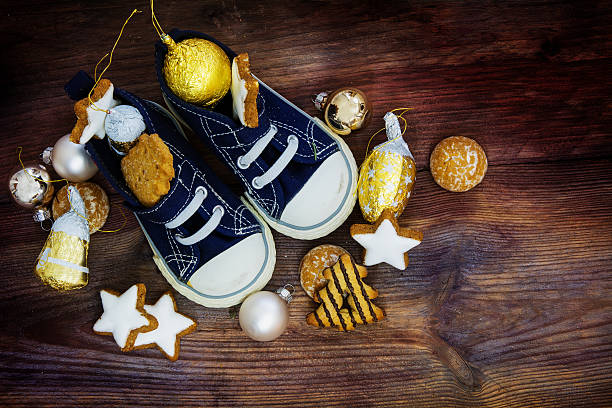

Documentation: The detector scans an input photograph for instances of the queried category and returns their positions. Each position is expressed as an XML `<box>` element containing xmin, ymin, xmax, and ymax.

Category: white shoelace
<box><xmin>236</xmin><ymin>125</ymin><xmax>299</xmax><ymax>189</ymax></box>
<box><xmin>165</xmin><ymin>186</ymin><xmax>224</xmax><ymax>246</ymax></box>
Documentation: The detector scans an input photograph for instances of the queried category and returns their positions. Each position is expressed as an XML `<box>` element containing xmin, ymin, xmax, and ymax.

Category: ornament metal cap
<box><xmin>312</xmin><ymin>91</ymin><xmax>329</xmax><ymax>111</ymax></box>
<box><xmin>33</xmin><ymin>207</ymin><xmax>51</xmax><ymax>223</ymax></box>
<box><xmin>41</xmin><ymin>147</ymin><xmax>53</xmax><ymax>165</ymax></box>
<box><xmin>276</xmin><ymin>284</ymin><xmax>294</xmax><ymax>303</ymax></box>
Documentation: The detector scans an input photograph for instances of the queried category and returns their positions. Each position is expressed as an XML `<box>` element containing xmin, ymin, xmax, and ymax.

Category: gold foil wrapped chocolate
<box><xmin>313</xmin><ymin>88</ymin><xmax>371</xmax><ymax>136</ymax></box>
<box><xmin>35</xmin><ymin>186</ymin><xmax>89</xmax><ymax>290</ymax></box>
<box><xmin>162</xmin><ymin>35</ymin><xmax>231</xmax><ymax>107</ymax></box>
<box><xmin>358</xmin><ymin>112</ymin><xmax>416</xmax><ymax>223</ymax></box>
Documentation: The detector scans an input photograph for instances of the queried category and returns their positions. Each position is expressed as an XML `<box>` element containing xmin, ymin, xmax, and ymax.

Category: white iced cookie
<box><xmin>231</xmin><ymin>53</ymin><xmax>259</xmax><ymax>128</ymax></box>
<box><xmin>133</xmin><ymin>292</ymin><xmax>196</xmax><ymax>361</ymax></box>
<box><xmin>71</xmin><ymin>79</ymin><xmax>120</xmax><ymax>144</ymax></box>
<box><xmin>93</xmin><ymin>284</ymin><xmax>158</xmax><ymax>351</ymax></box>
<box><xmin>350</xmin><ymin>209</ymin><xmax>423</xmax><ymax>270</ymax></box>
<box><xmin>105</xmin><ymin>105</ymin><xmax>146</xmax><ymax>155</ymax></box>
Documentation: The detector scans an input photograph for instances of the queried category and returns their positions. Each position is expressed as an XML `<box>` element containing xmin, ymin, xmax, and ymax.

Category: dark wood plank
<box><xmin>0</xmin><ymin>0</ymin><xmax>610</xmax><ymax>407</ymax></box>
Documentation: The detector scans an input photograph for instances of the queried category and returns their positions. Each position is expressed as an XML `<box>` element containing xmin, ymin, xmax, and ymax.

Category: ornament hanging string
<box><xmin>16</xmin><ymin>147</ymin><xmax>127</xmax><ymax>233</ymax></box>
<box><xmin>363</xmin><ymin>107</ymin><xmax>413</xmax><ymax>162</ymax></box>
<box><xmin>150</xmin><ymin>0</ymin><xmax>167</xmax><ymax>39</ymax></box>
<box><xmin>17</xmin><ymin>147</ymin><xmax>67</xmax><ymax>183</ymax></box>
<box><xmin>150</xmin><ymin>0</ymin><xmax>175</xmax><ymax>48</ymax></box>
<box><xmin>88</xmin><ymin>8</ymin><xmax>142</xmax><ymax>113</ymax></box>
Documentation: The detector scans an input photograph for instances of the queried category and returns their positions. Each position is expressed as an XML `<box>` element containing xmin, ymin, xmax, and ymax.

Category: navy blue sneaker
<box><xmin>65</xmin><ymin>71</ymin><xmax>276</xmax><ymax>308</ymax></box>
<box><xmin>155</xmin><ymin>29</ymin><xmax>358</xmax><ymax>240</ymax></box>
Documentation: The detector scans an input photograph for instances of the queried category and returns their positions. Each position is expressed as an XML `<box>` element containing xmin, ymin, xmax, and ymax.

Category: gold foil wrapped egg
<box><xmin>358</xmin><ymin>112</ymin><xmax>416</xmax><ymax>223</ymax></box>
<box><xmin>162</xmin><ymin>36</ymin><xmax>231</xmax><ymax>107</ymax></box>
<box><xmin>313</xmin><ymin>88</ymin><xmax>371</xmax><ymax>135</ymax></box>
<box><xmin>35</xmin><ymin>186</ymin><xmax>90</xmax><ymax>290</ymax></box>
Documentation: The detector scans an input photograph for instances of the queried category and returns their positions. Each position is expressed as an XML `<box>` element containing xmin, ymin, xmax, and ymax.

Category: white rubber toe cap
<box><xmin>187</xmin><ymin>233</ymin><xmax>267</xmax><ymax>297</ymax></box>
<box><xmin>280</xmin><ymin>151</ymin><xmax>349</xmax><ymax>227</ymax></box>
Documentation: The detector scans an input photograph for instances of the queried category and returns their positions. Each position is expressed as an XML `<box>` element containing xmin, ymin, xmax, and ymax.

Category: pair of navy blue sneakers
<box><xmin>68</xmin><ymin>29</ymin><xmax>357</xmax><ymax>307</ymax></box>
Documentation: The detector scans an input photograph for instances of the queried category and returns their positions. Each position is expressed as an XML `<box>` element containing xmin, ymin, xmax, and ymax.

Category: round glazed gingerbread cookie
<box><xmin>52</xmin><ymin>182</ymin><xmax>110</xmax><ymax>233</ymax></box>
<box><xmin>300</xmin><ymin>245</ymin><xmax>349</xmax><ymax>299</ymax></box>
<box><xmin>430</xmin><ymin>136</ymin><xmax>487</xmax><ymax>192</ymax></box>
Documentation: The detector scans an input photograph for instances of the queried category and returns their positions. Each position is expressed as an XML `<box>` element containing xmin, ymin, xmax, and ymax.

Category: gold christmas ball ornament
<box><xmin>162</xmin><ymin>35</ymin><xmax>231</xmax><ymax>107</ymax></box>
<box><xmin>313</xmin><ymin>87</ymin><xmax>371</xmax><ymax>135</ymax></box>
<box><xmin>358</xmin><ymin>112</ymin><xmax>416</xmax><ymax>223</ymax></box>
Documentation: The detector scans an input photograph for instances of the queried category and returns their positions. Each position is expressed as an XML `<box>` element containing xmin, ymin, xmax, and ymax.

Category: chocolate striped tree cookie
<box><xmin>306</xmin><ymin>254</ymin><xmax>384</xmax><ymax>331</ymax></box>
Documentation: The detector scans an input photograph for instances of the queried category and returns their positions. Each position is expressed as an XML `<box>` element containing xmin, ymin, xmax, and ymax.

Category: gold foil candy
<box><xmin>34</xmin><ymin>186</ymin><xmax>90</xmax><ymax>290</ymax></box>
<box><xmin>35</xmin><ymin>231</ymin><xmax>89</xmax><ymax>290</ymax></box>
<box><xmin>162</xmin><ymin>36</ymin><xmax>231</xmax><ymax>107</ymax></box>
<box><xmin>358</xmin><ymin>112</ymin><xmax>416</xmax><ymax>223</ymax></box>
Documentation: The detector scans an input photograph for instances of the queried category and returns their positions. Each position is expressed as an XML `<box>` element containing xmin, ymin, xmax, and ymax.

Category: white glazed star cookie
<box><xmin>231</xmin><ymin>52</ymin><xmax>259</xmax><ymax>128</ymax></box>
<box><xmin>71</xmin><ymin>79</ymin><xmax>120</xmax><ymax>144</ymax></box>
<box><xmin>133</xmin><ymin>292</ymin><xmax>197</xmax><ymax>361</ymax></box>
<box><xmin>350</xmin><ymin>209</ymin><xmax>422</xmax><ymax>270</ymax></box>
<box><xmin>93</xmin><ymin>283</ymin><xmax>158</xmax><ymax>351</ymax></box>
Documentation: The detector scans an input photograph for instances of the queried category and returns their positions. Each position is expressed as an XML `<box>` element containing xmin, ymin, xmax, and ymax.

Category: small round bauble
<box><xmin>52</xmin><ymin>182</ymin><xmax>109</xmax><ymax>233</ymax></box>
<box><xmin>105</xmin><ymin>105</ymin><xmax>146</xmax><ymax>155</ymax></box>
<box><xmin>430</xmin><ymin>136</ymin><xmax>487</xmax><ymax>192</ymax></box>
<box><xmin>48</xmin><ymin>134</ymin><xmax>98</xmax><ymax>182</ymax></box>
<box><xmin>163</xmin><ymin>36</ymin><xmax>231</xmax><ymax>107</ymax></box>
<box><xmin>8</xmin><ymin>162</ymin><xmax>54</xmax><ymax>210</ymax></box>
<box><xmin>314</xmin><ymin>88</ymin><xmax>371</xmax><ymax>136</ymax></box>
<box><xmin>239</xmin><ymin>291</ymin><xmax>289</xmax><ymax>342</ymax></box>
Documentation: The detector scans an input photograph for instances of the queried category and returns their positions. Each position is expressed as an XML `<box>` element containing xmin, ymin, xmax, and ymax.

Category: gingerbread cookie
<box><xmin>132</xmin><ymin>292</ymin><xmax>197</xmax><ymax>361</ymax></box>
<box><xmin>231</xmin><ymin>52</ymin><xmax>259</xmax><ymax>128</ymax></box>
<box><xmin>430</xmin><ymin>136</ymin><xmax>487</xmax><ymax>192</ymax></box>
<box><xmin>306</xmin><ymin>254</ymin><xmax>384</xmax><ymax>331</ymax></box>
<box><xmin>300</xmin><ymin>245</ymin><xmax>348</xmax><ymax>299</ymax></box>
<box><xmin>93</xmin><ymin>284</ymin><xmax>158</xmax><ymax>352</ymax></box>
<box><xmin>350</xmin><ymin>209</ymin><xmax>422</xmax><ymax>270</ymax></box>
<box><xmin>71</xmin><ymin>79</ymin><xmax>119</xmax><ymax>144</ymax></box>
<box><xmin>121</xmin><ymin>133</ymin><xmax>175</xmax><ymax>207</ymax></box>
<box><xmin>52</xmin><ymin>182</ymin><xmax>109</xmax><ymax>233</ymax></box>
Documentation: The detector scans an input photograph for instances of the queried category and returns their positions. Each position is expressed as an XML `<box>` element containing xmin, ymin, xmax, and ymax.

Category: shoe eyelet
<box><xmin>213</xmin><ymin>204</ymin><xmax>225</xmax><ymax>217</ymax></box>
<box><xmin>195</xmin><ymin>185</ymin><xmax>208</xmax><ymax>198</ymax></box>
<box><xmin>287</xmin><ymin>134</ymin><xmax>298</xmax><ymax>144</ymax></box>
<box><xmin>174</xmin><ymin>233</ymin><xmax>183</xmax><ymax>241</ymax></box>
<box><xmin>252</xmin><ymin>177</ymin><xmax>263</xmax><ymax>190</ymax></box>
<box><xmin>237</xmin><ymin>156</ymin><xmax>249</xmax><ymax>170</ymax></box>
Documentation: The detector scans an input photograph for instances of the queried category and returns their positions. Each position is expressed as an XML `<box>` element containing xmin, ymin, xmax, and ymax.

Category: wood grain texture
<box><xmin>1</xmin><ymin>0</ymin><xmax>611</xmax><ymax>406</ymax></box>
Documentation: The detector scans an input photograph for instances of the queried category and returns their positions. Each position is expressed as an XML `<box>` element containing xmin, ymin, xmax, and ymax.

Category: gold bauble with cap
<box><xmin>313</xmin><ymin>87</ymin><xmax>371</xmax><ymax>136</ymax></box>
<box><xmin>162</xmin><ymin>35</ymin><xmax>231</xmax><ymax>107</ymax></box>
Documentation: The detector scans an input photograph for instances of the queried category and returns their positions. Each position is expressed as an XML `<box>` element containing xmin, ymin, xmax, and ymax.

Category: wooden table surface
<box><xmin>1</xmin><ymin>1</ymin><xmax>610</xmax><ymax>406</ymax></box>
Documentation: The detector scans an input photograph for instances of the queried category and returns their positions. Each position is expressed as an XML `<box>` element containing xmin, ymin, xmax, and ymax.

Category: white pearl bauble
<box><xmin>51</xmin><ymin>134</ymin><xmax>98</xmax><ymax>182</ymax></box>
<box><xmin>239</xmin><ymin>291</ymin><xmax>289</xmax><ymax>342</ymax></box>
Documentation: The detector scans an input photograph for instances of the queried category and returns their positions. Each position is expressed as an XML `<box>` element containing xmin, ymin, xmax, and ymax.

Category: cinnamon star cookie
<box><xmin>93</xmin><ymin>284</ymin><xmax>158</xmax><ymax>351</ymax></box>
<box><xmin>350</xmin><ymin>209</ymin><xmax>422</xmax><ymax>270</ymax></box>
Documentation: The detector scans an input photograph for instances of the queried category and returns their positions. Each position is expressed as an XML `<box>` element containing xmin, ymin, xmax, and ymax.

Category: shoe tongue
<box><xmin>207</xmin><ymin>95</ymin><xmax>272</xmax><ymax>147</ymax></box>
